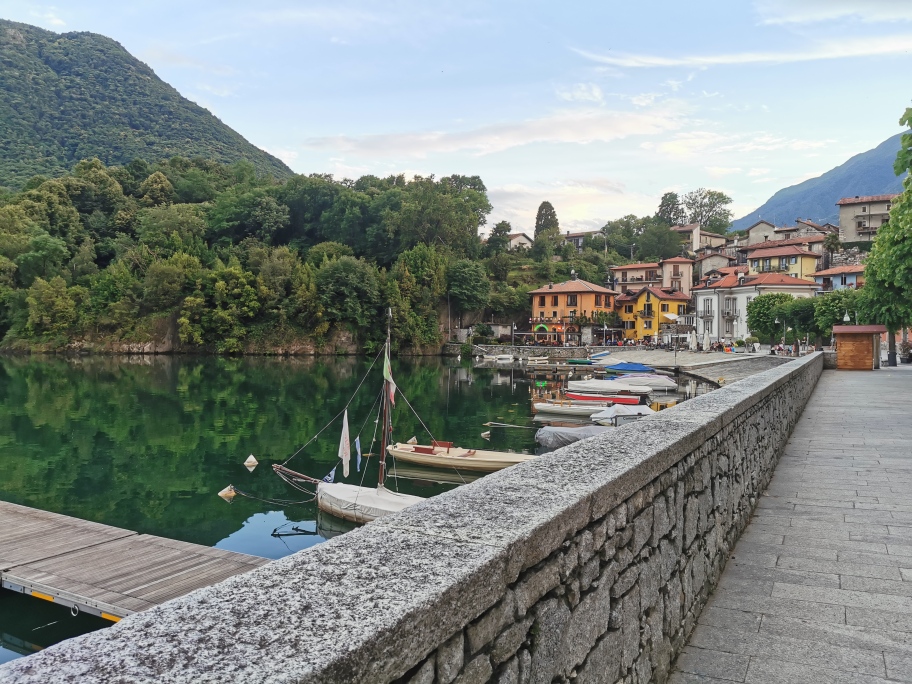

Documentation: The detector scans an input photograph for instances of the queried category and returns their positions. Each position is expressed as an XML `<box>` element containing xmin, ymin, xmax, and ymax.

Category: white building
<box><xmin>507</xmin><ymin>233</ymin><xmax>533</xmax><ymax>250</ymax></box>
<box><xmin>692</xmin><ymin>272</ymin><xmax>820</xmax><ymax>343</ymax></box>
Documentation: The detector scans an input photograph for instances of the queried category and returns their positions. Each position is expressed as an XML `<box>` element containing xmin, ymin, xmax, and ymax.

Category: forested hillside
<box><xmin>0</xmin><ymin>155</ymin><xmax>621</xmax><ymax>353</ymax></box>
<box><xmin>0</xmin><ymin>19</ymin><xmax>292</xmax><ymax>188</ymax></box>
<box><xmin>733</xmin><ymin>134</ymin><xmax>906</xmax><ymax>229</ymax></box>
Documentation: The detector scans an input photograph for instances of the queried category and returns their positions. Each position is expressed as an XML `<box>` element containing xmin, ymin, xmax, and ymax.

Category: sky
<box><xmin>2</xmin><ymin>0</ymin><xmax>911</xmax><ymax>234</ymax></box>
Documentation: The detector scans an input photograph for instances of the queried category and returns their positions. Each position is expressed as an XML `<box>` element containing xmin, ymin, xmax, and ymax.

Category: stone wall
<box><xmin>0</xmin><ymin>354</ymin><xmax>824</xmax><ymax>684</ymax></box>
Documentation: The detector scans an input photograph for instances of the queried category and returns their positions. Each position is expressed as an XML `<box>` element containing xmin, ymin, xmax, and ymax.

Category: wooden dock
<box><xmin>0</xmin><ymin>500</ymin><xmax>268</xmax><ymax>622</ymax></box>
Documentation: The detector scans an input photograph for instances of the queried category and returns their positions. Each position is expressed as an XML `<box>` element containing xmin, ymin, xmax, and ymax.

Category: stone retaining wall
<box><xmin>443</xmin><ymin>344</ymin><xmax>656</xmax><ymax>359</ymax></box>
<box><xmin>0</xmin><ymin>354</ymin><xmax>824</xmax><ymax>684</ymax></box>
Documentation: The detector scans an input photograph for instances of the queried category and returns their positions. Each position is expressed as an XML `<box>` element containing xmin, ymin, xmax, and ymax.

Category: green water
<box><xmin>0</xmin><ymin>354</ymin><xmax>543</xmax><ymax>662</ymax></box>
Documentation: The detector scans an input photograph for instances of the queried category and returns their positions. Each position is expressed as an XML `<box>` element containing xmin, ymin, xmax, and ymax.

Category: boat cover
<box><xmin>567</xmin><ymin>379</ymin><xmax>652</xmax><ymax>394</ymax></box>
<box><xmin>590</xmin><ymin>405</ymin><xmax>656</xmax><ymax>421</ymax></box>
<box><xmin>535</xmin><ymin>425</ymin><xmax>612</xmax><ymax>448</ymax></box>
<box><xmin>599</xmin><ymin>361</ymin><xmax>656</xmax><ymax>372</ymax></box>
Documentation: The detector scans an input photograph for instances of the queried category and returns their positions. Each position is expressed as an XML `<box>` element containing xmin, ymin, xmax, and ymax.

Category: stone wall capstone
<box><xmin>0</xmin><ymin>354</ymin><xmax>824</xmax><ymax>684</ymax></box>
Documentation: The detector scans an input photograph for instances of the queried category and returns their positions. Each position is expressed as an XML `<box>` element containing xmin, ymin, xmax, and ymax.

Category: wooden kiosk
<box><xmin>832</xmin><ymin>324</ymin><xmax>887</xmax><ymax>370</ymax></box>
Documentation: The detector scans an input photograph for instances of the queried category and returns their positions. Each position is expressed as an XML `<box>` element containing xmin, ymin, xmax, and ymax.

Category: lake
<box><xmin>0</xmin><ymin>354</ymin><xmax>711</xmax><ymax>663</ymax></box>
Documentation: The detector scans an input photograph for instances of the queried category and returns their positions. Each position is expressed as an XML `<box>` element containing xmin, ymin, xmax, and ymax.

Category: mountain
<box><xmin>0</xmin><ymin>19</ymin><xmax>293</xmax><ymax>188</ymax></box>
<box><xmin>732</xmin><ymin>134</ymin><xmax>906</xmax><ymax>231</ymax></box>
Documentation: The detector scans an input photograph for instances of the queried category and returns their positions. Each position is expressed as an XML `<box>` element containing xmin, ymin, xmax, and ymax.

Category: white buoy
<box><xmin>456</xmin><ymin>354</ymin><xmax>461</xmax><ymax>361</ymax></box>
<box><xmin>244</xmin><ymin>454</ymin><xmax>258</xmax><ymax>468</ymax></box>
<box><xmin>218</xmin><ymin>485</ymin><xmax>236</xmax><ymax>502</ymax></box>
<box><xmin>407</xmin><ymin>436</ymin><xmax>418</xmax><ymax>444</ymax></box>
<box><xmin>481</xmin><ymin>431</ymin><xmax>491</xmax><ymax>440</ymax></box>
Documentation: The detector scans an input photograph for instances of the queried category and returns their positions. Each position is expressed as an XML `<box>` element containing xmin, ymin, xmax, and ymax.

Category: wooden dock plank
<box><xmin>0</xmin><ymin>502</ymin><xmax>269</xmax><ymax>618</ymax></box>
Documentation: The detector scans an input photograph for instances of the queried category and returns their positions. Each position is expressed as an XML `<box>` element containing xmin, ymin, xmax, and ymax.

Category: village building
<box><xmin>610</xmin><ymin>257</ymin><xmax>695</xmax><ymax>296</ymax></box>
<box><xmin>744</xmin><ymin>244</ymin><xmax>822</xmax><ymax>279</ymax></box>
<box><xmin>812</xmin><ymin>264</ymin><xmax>866</xmax><ymax>292</ymax></box>
<box><xmin>671</xmin><ymin>223</ymin><xmax>728</xmax><ymax>253</ymax></box>
<box><xmin>692</xmin><ymin>272</ymin><xmax>820</xmax><ymax>344</ymax></box>
<box><xmin>507</xmin><ymin>233</ymin><xmax>534</xmax><ymax>250</ymax></box>
<box><xmin>527</xmin><ymin>272</ymin><xmax>618</xmax><ymax>345</ymax></box>
<box><xmin>615</xmin><ymin>286</ymin><xmax>691</xmax><ymax>342</ymax></box>
<box><xmin>837</xmin><ymin>194</ymin><xmax>900</xmax><ymax>242</ymax></box>
<box><xmin>562</xmin><ymin>230</ymin><xmax>600</xmax><ymax>253</ymax></box>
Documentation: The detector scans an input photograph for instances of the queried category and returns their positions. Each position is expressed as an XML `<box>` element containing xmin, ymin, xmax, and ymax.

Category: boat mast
<box><xmin>378</xmin><ymin>308</ymin><xmax>392</xmax><ymax>488</ymax></box>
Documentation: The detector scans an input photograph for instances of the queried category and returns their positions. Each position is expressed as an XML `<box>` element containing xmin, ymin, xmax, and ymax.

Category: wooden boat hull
<box><xmin>317</xmin><ymin>483</ymin><xmax>423</xmax><ymax>524</ymax></box>
<box><xmin>532</xmin><ymin>402</ymin><xmax>610</xmax><ymax>417</ymax></box>
<box><xmin>387</xmin><ymin>443</ymin><xmax>536</xmax><ymax>472</ymax></box>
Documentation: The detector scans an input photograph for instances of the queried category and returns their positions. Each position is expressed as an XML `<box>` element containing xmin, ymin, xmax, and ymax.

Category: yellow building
<box><xmin>616</xmin><ymin>286</ymin><xmax>691</xmax><ymax>341</ymax></box>
<box><xmin>528</xmin><ymin>273</ymin><xmax>618</xmax><ymax>345</ymax></box>
<box><xmin>745</xmin><ymin>245</ymin><xmax>821</xmax><ymax>280</ymax></box>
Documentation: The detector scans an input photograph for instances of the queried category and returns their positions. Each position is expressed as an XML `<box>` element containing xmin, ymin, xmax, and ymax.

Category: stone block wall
<box><xmin>0</xmin><ymin>355</ymin><xmax>823</xmax><ymax>684</ymax></box>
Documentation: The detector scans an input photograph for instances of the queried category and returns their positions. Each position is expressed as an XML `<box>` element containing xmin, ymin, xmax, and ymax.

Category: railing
<box><xmin>636</xmin><ymin>309</ymin><xmax>655</xmax><ymax>319</ymax></box>
<box><xmin>722</xmin><ymin>309</ymin><xmax>740</xmax><ymax>319</ymax></box>
<box><xmin>698</xmin><ymin>310</ymin><xmax>714</xmax><ymax>319</ymax></box>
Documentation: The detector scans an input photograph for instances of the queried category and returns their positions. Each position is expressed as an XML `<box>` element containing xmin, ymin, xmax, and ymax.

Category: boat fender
<box><xmin>218</xmin><ymin>485</ymin><xmax>236</xmax><ymax>502</ymax></box>
<box><xmin>244</xmin><ymin>454</ymin><xmax>258</xmax><ymax>469</ymax></box>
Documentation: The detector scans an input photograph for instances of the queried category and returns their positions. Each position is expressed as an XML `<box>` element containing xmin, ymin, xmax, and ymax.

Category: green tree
<box><xmin>683</xmin><ymin>188</ymin><xmax>733</xmax><ymax>235</ymax></box>
<box><xmin>139</xmin><ymin>172</ymin><xmax>176</xmax><ymax>207</ymax></box>
<box><xmin>823</xmin><ymin>232</ymin><xmax>841</xmax><ymax>258</ymax></box>
<box><xmin>26</xmin><ymin>276</ymin><xmax>84</xmax><ymax>338</ymax></box>
<box><xmin>486</xmin><ymin>220</ymin><xmax>512</xmax><ymax>256</ymax></box>
<box><xmin>814</xmin><ymin>288</ymin><xmax>863</xmax><ymax>334</ymax></box>
<box><xmin>635</xmin><ymin>221</ymin><xmax>682</xmax><ymax>261</ymax></box>
<box><xmin>534</xmin><ymin>201</ymin><xmax>559</xmax><ymax>237</ymax></box>
<box><xmin>316</xmin><ymin>256</ymin><xmax>380</xmax><ymax>330</ymax></box>
<box><xmin>656</xmin><ymin>192</ymin><xmax>686</xmax><ymax>226</ymax></box>
<box><xmin>781</xmin><ymin>297</ymin><xmax>825</xmax><ymax>350</ymax></box>
<box><xmin>305</xmin><ymin>241</ymin><xmax>354</xmax><ymax>266</ymax></box>
<box><xmin>746</xmin><ymin>292</ymin><xmax>794</xmax><ymax>346</ymax></box>
<box><xmin>448</xmin><ymin>259</ymin><xmax>490</xmax><ymax>314</ymax></box>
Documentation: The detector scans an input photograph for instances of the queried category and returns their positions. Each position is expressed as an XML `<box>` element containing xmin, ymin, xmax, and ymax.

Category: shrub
<box><xmin>734</xmin><ymin>339</ymin><xmax>745</xmax><ymax>347</ymax></box>
<box><xmin>745</xmin><ymin>336</ymin><xmax>759</xmax><ymax>345</ymax></box>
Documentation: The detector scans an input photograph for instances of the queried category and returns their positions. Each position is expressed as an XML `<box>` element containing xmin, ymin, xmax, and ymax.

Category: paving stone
<box><xmin>837</xmin><ymin>550</ymin><xmax>912</xmax><ymax>568</ymax></box>
<box><xmin>696</xmin><ymin>606</ymin><xmax>761</xmax><ymax>633</ymax></box>
<box><xmin>687</xmin><ymin>624</ymin><xmax>887</xmax><ymax>676</ymax></box>
<box><xmin>759</xmin><ymin>614</ymin><xmax>912</xmax><ymax>655</ymax></box>
<box><xmin>772</xmin><ymin>582</ymin><xmax>912</xmax><ymax>614</ymax></box>
<box><xmin>725</xmin><ymin>561</ymin><xmax>840</xmax><ymax>588</ymax></box>
<box><xmin>776</xmin><ymin>554</ymin><xmax>903</xmax><ymax>580</ymax></box>
<box><xmin>744</xmin><ymin>656</ymin><xmax>893</xmax><ymax>684</ymax></box>
<box><xmin>885</xmin><ymin>652</ymin><xmax>912</xmax><ymax>683</ymax></box>
<box><xmin>840</xmin><ymin>574</ymin><xmax>912</xmax><ymax>598</ymax></box>
<box><xmin>674</xmin><ymin>646</ymin><xmax>749</xmax><ymax>682</ymax></box>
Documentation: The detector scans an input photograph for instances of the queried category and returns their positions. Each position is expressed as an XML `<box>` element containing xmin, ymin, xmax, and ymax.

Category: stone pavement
<box><xmin>670</xmin><ymin>366</ymin><xmax>912</xmax><ymax>684</ymax></box>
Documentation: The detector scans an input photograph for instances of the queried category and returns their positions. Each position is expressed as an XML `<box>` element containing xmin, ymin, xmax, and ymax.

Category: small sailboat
<box><xmin>567</xmin><ymin>379</ymin><xmax>653</xmax><ymax>395</ymax></box>
<box><xmin>273</xmin><ymin>312</ymin><xmax>424</xmax><ymax>524</ymax></box>
<box><xmin>387</xmin><ymin>441</ymin><xmax>536</xmax><ymax>472</ymax></box>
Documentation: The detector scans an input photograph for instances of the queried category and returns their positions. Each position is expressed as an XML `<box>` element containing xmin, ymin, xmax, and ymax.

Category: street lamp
<box><xmin>511</xmin><ymin>322</ymin><xmax>515</xmax><ymax>347</ymax></box>
<box><xmin>843</xmin><ymin>310</ymin><xmax>850</xmax><ymax>323</ymax></box>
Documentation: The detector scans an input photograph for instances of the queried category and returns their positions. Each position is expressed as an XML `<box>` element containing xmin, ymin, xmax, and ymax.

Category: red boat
<box><xmin>564</xmin><ymin>392</ymin><xmax>642</xmax><ymax>405</ymax></box>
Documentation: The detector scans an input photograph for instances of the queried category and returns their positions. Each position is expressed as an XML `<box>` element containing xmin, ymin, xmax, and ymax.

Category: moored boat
<box><xmin>533</xmin><ymin>402</ymin><xmax>612</xmax><ymax>417</ymax></box>
<box><xmin>563</xmin><ymin>392</ymin><xmax>643</xmax><ymax>405</ymax></box>
<box><xmin>387</xmin><ymin>441</ymin><xmax>535</xmax><ymax>472</ymax></box>
<box><xmin>567</xmin><ymin>379</ymin><xmax>652</xmax><ymax>395</ymax></box>
<box><xmin>591</xmin><ymin>404</ymin><xmax>656</xmax><ymax>426</ymax></box>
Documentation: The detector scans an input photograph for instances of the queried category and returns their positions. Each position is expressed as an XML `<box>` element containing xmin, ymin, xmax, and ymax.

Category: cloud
<box><xmin>143</xmin><ymin>47</ymin><xmax>235</xmax><ymax>76</ymax></box>
<box><xmin>196</xmin><ymin>83</ymin><xmax>237</xmax><ymax>97</ymax></box>
<box><xmin>488</xmin><ymin>179</ymin><xmax>655</xmax><ymax>232</ymax></box>
<box><xmin>755</xmin><ymin>0</ymin><xmax>912</xmax><ymax>24</ymax></box>
<box><xmin>747</xmin><ymin>168</ymin><xmax>771</xmax><ymax>176</ymax></box>
<box><xmin>573</xmin><ymin>33</ymin><xmax>912</xmax><ymax>68</ymax></box>
<box><xmin>31</xmin><ymin>7</ymin><xmax>65</xmax><ymax>27</ymax></box>
<box><xmin>642</xmin><ymin>131</ymin><xmax>834</xmax><ymax>158</ymax></box>
<box><xmin>249</xmin><ymin>7</ymin><xmax>386</xmax><ymax>30</ymax></box>
<box><xmin>705</xmin><ymin>166</ymin><xmax>743</xmax><ymax>177</ymax></box>
<box><xmin>630</xmin><ymin>92</ymin><xmax>661</xmax><ymax>106</ymax></box>
<box><xmin>557</xmin><ymin>83</ymin><xmax>604</xmax><ymax>104</ymax></box>
<box><xmin>304</xmin><ymin>105</ymin><xmax>687</xmax><ymax>158</ymax></box>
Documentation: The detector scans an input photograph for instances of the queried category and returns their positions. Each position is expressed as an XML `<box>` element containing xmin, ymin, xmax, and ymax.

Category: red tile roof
<box><xmin>741</xmin><ymin>235</ymin><xmax>826</xmax><ymax>252</ymax></box>
<box><xmin>832</xmin><ymin>325</ymin><xmax>887</xmax><ymax>334</ymax></box>
<box><xmin>696</xmin><ymin>253</ymin><xmax>737</xmax><ymax>262</ymax></box>
<box><xmin>694</xmin><ymin>272</ymin><xmax>819</xmax><ymax>290</ymax></box>
<box><xmin>812</xmin><ymin>265</ymin><xmax>866</xmax><ymax>276</ymax></box>
<box><xmin>528</xmin><ymin>278</ymin><xmax>618</xmax><ymax>295</ymax></box>
<box><xmin>836</xmin><ymin>194</ymin><xmax>900</xmax><ymax>206</ymax></box>
<box><xmin>748</xmin><ymin>245</ymin><xmax>821</xmax><ymax>259</ymax></box>
<box><xmin>610</xmin><ymin>262</ymin><xmax>660</xmax><ymax>270</ymax></box>
<box><xmin>670</xmin><ymin>223</ymin><xmax>700</xmax><ymax>232</ymax></box>
<box><xmin>660</xmin><ymin>257</ymin><xmax>695</xmax><ymax>264</ymax></box>
<box><xmin>616</xmin><ymin>286</ymin><xmax>690</xmax><ymax>301</ymax></box>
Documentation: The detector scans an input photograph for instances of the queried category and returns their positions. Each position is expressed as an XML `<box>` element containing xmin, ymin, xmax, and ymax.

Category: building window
<box><xmin>764</xmin><ymin>259</ymin><xmax>771</xmax><ymax>270</ymax></box>
<box><xmin>567</xmin><ymin>294</ymin><xmax>578</xmax><ymax>306</ymax></box>
<box><xmin>594</xmin><ymin>294</ymin><xmax>602</xmax><ymax>307</ymax></box>
<box><xmin>857</xmin><ymin>221</ymin><xmax>865</xmax><ymax>229</ymax></box>
<box><xmin>552</xmin><ymin>311</ymin><xmax>557</xmax><ymax>319</ymax></box>
<box><xmin>539</xmin><ymin>311</ymin><xmax>545</xmax><ymax>319</ymax></box>
<box><xmin>624</xmin><ymin>305</ymin><xmax>634</xmax><ymax>313</ymax></box>
<box><xmin>751</xmin><ymin>260</ymin><xmax>759</xmax><ymax>268</ymax></box>
<box><xmin>678</xmin><ymin>305</ymin><xmax>686</xmax><ymax>315</ymax></box>
<box><xmin>661</xmin><ymin>303</ymin><xmax>669</xmax><ymax>312</ymax></box>
<box><xmin>551</xmin><ymin>295</ymin><xmax>558</xmax><ymax>306</ymax></box>
<box><xmin>841</xmin><ymin>275</ymin><xmax>848</xmax><ymax>286</ymax></box>
<box><xmin>671</xmin><ymin>279</ymin><xmax>681</xmax><ymax>290</ymax></box>
<box><xmin>887</xmin><ymin>202</ymin><xmax>892</xmax><ymax>210</ymax></box>
<box><xmin>790</xmin><ymin>256</ymin><xmax>797</xmax><ymax>264</ymax></box>
<box><xmin>538</xmin><ymin>296</ymin><xmax>545</xmax><ymax>306</ymax></box>
<box><xmin>646</xmin><ymin>271</ymin><xmax>657</xmax><ymax>281</ymax></box>
<box><xmin>644</xmin><ymin>321</ymin><xmax>652</xmax><ymax>330</ymax></box>
<box><xmin>861</xmin><ymin>206</ymin><xmax>867</xmax><ymax>213</ymax></box>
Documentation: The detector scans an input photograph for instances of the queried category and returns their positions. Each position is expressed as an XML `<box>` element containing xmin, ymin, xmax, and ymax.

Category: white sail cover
<box><xmin>339</xmin><ymin>409</ymin><xmax>351</xmax><ymax>477</ymax></box>
<box><xmin>611</xmin><ymin>374</ymin><xmax>678</xmax><ymax>389</ymax></box>
<box><xmin>535</xmin><ymin>425</ymin><xmax>612</xmax><ymax>449</ymax></box>
<box><xmin>590</xmin><ymin>405</ymin><xmax>656</xmax><ymax>421</ymax></box>
<box><xmin>567</xmin><ymin>379</ymin><xmax>652</xmax><ymax>394</ymax></box>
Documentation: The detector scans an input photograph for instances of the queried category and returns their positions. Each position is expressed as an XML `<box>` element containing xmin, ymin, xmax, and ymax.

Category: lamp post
<box><xmin>511</xmin><ymin>322</ymin><xmax>515</xmax><ymax>347</ymax></box>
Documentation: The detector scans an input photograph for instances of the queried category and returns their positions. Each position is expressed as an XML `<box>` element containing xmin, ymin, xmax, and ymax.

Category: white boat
<box><xmin>533</xmin><ymin>402</ymin><xmax>611</xmax><ymax>417</ymax></box>
<box><xmin>495</xmin><ymin>353</ymin><xmax>514</xmax><ymax>362</ymax></box>
<box><xmin>567</xmin><ymin>379</ymin><xmax>653</xmax><ymax>395</ymax></box>
<box><xmin>526</xmin><ymin>356</ymin><xmax>550</xmax><ymax>365</ymax></box>
<box><xmin>273</xmin><ymin>311</ymin><xmax>425</xmax><ymax>524</ymax></box>
<box><xmin>613</xmin><ymin>374</ymin><xmax>678</xmax><ymax>390</ymax></box>
<box><xmin>591</xmin><ymin>404</ymin><xmax>656</xmax><ymax>426</ymax></box>
<box><xmin>535</xmin><ymin>425</ymin><xmax>612</xmax><ymax>448</ymax></box>
<box><xmin>387</xmin><ymin>442</ymin><xmax>535</xmax><ymax>472</ymax></box>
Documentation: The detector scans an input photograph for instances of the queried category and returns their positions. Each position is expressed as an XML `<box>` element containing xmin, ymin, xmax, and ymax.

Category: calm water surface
<box><xmin>0</xmin><ymin>355</ymin><xmax>711</xmax><ymax>662</ymax></box>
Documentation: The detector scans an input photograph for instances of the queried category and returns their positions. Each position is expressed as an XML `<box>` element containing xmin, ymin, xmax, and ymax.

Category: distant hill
<box><xmin>732</xmin><ymin>134</ymin><xmax>906</xmax><ymax>230</ymax></box>
<box><xmin>0</xmin><ymin>19</ymin><xmax>293</xmax><ymax>188</ymax></box>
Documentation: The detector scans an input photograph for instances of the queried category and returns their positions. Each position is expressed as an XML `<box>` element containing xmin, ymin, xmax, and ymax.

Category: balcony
<box><xmin>698</xmin><ymin>310</ymin><xmax>714</xmax><ymax>320</ymax></box>
<box><xmin>722</xmin><ymin>309</ymin><xmax>740</xmax><ymax>319</ymax></box>
<box><xmin>636</xmin><ymin>309</ymin><xmax>655</xmax><ymax>319</ymax></box>
<box><xmin>757</xmin><ymin>265</ymin><xmax>788</xmax><ymax>273</ymax></box>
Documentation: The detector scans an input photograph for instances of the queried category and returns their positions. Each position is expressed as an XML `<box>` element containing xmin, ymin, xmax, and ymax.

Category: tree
<box><xmin>656</xmin><ymin>192</ymin><xmax>686</xmax><ymax>226</ymax></box>
<box><xmin>746</xmin><ymin>292</ymin><xmax>794</xmax><ymax>346</ymax></box>
<box><xmin>823</xmin><ymin>232</ymin><xmax>841</xmax><ymax>257</ymax></box>
<box><xmin>139</xmin><ymin>172</ymin><xmax>176</xmax><ymax>207</ymax></box>
<box><xmin>486</xmin><ymin>220</ymin><xmax>511</xmax><ymax>256</ymax></box>
<box><xmin>814</xmin><ymin>288</ymin><xmax>863</xmax><ymax>335</ymax></box>
<box><xmin>305</xmin><ymin>241</ymin><xmax>354</xmax><ymax>266</ymax></box>
<box><xmin>534</xmin><ymin>201</ymin><xmax>559</xmax><ymax>237</ymax></box>
<box><xmin>447</xmin><ymin>259</ymin><xmax>490</xmax><ymax>314</ymax></box>
<box><xmin>781</xmin><ymin>297</ymin><xmax>825</xmax><ymax>351</ymax></box>
<box><xmin>635</xmin><ymin>221</ymin><xmax>682</xmax><ymax>261</ymax></box>
<box><xmin>864</xmin><ymin>106</ymin><xmax>912</xmax><ymax>365</ymax></box>
<box><xmin>683</xmin><ymin>188</ymin><xmax>733</xmax><ymax>235</ymax></box>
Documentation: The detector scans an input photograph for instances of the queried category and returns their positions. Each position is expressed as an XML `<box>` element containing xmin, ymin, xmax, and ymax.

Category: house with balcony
<box><xmin>812</xmin><ymin>264</ymin><xmax>866</xmax><ymax>292</ymax></box>
<box><xmin>528</xmin><ymin>272</ymin><xmax>619</xmax><ymax>345</ymax></box>
<box><xmin>507</xmin><ymin>233</ymin><xmax>534</xmax><ymax>250</ymax></box>
<box><xmin>745</xmin><ymin>244</ymin><xmax>821</xmax><ymax>280</ymax></box>
<box><xmin>692</xmin><ymin>272</ymin><xmax>820</xmax><ymax>344</ymax></box>
<box><xmin>610</xmin><ymin>257</ymin><xmax>695</xmax><ymax>296</ymax></box>
<box><xmin>837</xmin><ymin>194</ymin><xmax>899</xmax><ymax>242</ymax></box>
<box><xmin>616</xmin><ymin>286</ymin><xmax>691</xmax><ymax>341</ymax></box>
<box><xmin>563</xmin><ymin>230</ymin><xmax>600</xmax><ymax>253</ymax></box>
<box><xmin>744</xmin><ymin>219</ymin><xmax>835</xmax><ymax>246</ymax></box>
<box><xmin>671</xmin><ymin>224</ymin><xmax>728</xmax><ymax>253</ymax></box>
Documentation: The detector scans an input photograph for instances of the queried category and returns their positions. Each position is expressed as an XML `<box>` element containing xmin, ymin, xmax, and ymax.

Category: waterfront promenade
<box><xmin>671</xmin><ymin>366</ymin><xmax>912</xmax><ymax>683</ymax></box>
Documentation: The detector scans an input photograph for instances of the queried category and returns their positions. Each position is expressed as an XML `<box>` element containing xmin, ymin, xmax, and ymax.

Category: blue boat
<box><xmin>600</xmin><ymin>361</ymin><xmax>655</xmax><ymax>373</ymax></box>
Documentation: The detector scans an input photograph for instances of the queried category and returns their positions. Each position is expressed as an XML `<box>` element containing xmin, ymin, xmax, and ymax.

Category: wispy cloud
<box><xmin>642</xmin><ymin>131</ymin><xmax>834</xmax><ymax>159</ymax></box>
<box><xmin>630</xmin><ymin>92</ymin><xmax>661</xmax><ymax>106</ymax></box>
<box><xmin>557</xmin><ymin>83</ymin><xmax>604</xmax><ymax>104</ymax></box>
<box><xmin>305</xmin><ymin>104</ymin><xmax>687</xmax><ymax>157</ymax></box>
<box><xmin>705</xmin><ymin>166</ymin><xmax>743</xmax><ymax>177</ymax></box>
<box><xmin>196</xmin><ymin>83</ymin><xmax>237</xmax><ymax>97</ymax></box>
<box><xmin>143</xmin><ymin>47</ymin><xmax>236</xmax><ymax>76</ymax></box>
<box><xmin>31</xmin><ymin>6</ymin><xmax>65</xmax><ymax>27</ymax></box>
<box><xmin>574</xmin><ymin>33</ymin><xmax>912</xmax><ymax>68</ymax></box>
<box><xmin>249</xmin><ymin>7</ymin><xmax>387</xmax><ymax>30</ymax></box>
<box><xmin>755</xmin><ymin>0</ymin><xmax>912</xmax><ymax>25</ymax></box>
